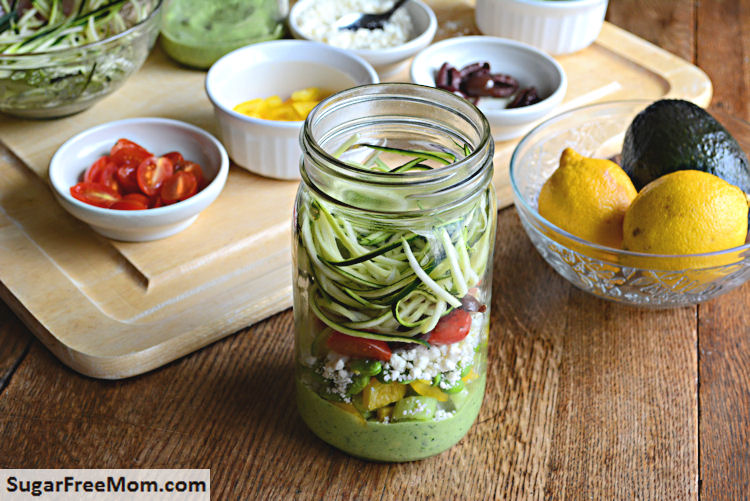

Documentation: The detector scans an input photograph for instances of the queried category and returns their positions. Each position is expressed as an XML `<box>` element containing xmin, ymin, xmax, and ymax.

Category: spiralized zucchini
<box><xmin>0</xmin><ymin>0</ymin><xmax>151</xmax><ymax>54</ymax></box>
<box><xmin>298</xmin><ymin>142</ymin><xmax>493</xmax><ymax>344</ymax></box>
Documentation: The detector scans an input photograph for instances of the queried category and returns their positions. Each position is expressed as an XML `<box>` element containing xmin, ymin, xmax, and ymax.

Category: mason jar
<box><xmin>293</xmin><ymin>83</ymin><xmax>496</xmax><ymax>462</ymax></box>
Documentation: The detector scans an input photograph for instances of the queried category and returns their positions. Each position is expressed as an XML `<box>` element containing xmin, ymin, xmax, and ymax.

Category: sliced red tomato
<box><xmin>70</xmin><ymin>182</ymin><xmax>121</xmax><ymax>208</ymax></box>
<box><xmin>176</xmin><ymin>160</ymin><xmax>205</xmax><ymax>189</ymax></box>
<box><xmin>123</xmin><ymin>193</ymin><xmax>150</xmax><ymax>206</ymax></box>
<box><xmin>116</xmin><ymin>164</ymin><xmax>139</xmax><ymax>193</ymax></box>
<box><xmin>110</xmin><ymin>139</ymin><xmax>152</xmax><ymax>166</ymax></box>
<box><xmin>84</xmin><ymin>155</ymin><xmax>111</xmax><ymax>183</ymax></box>
<box><xmin>98</xmin><ymin>161</ymin><xmax>120</xmax><ymax>193</ymax></box>
<box><xmin>150</xmin><ymin>195</ymin><xmax>164</xmax><ymax>208</ymax></box>
<box><xmin>163</xmin><ymin>151</ymin><xmax>185</xmax><ymax>167</ymax></box>
<box><xmin>110</xmin><ymin>199</ymin><xmax>148</xmax><ymax>210</ymax></box>
<box><xmin>427</xmin><ymin>309</ymin><xmax>472</xmax><ymax>345</ymax></box>
<box><xmin>136</xmin><ymin>156</ymin><xmax>173</xmax><ymax>196</ymax></box>
<box><xmin>326</xmin><ymin>331</ymin><xmax>391</xmax><ymax>361</ymax></box>
<box><xmin>160</xmin><ymin>171</ymin><xmax>197</xmax><ymax>204</ymax></box>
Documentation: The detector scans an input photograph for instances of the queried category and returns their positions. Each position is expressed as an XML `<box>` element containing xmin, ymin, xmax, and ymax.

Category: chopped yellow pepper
<box><xmin>361</xmin><ymin>378</ymin><xmax>407</xmax><ymax>411</ymax></box>
<box><xmin>233</xmin><ymin>87</ymin><xmax>329</xmax><ymax>121</ymax></box>
<box><xmin>462</xmin><ymin>368</ymin><xmax>479</xmax><ymax>383</ymax></box>
<box><xmin>376</xmin><ymin>406</ymin><xmax>394</xmax><ymax>422</ymax></box>
<box><xmin>410</xmin><ymin>380</ymin><xmax>449</xmax><ymax>402</ymax></box>
<box><xmin>331</xmin><ymin>402</ymin><xmax>367</xmax><ymax>426</ymax></box>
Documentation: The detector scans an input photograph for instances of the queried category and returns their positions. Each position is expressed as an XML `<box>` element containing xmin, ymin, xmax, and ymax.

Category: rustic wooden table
<box><xmin>1</xmin><ymin>1</ymin><xmax>748</xmax><ymax>499</ymax></box>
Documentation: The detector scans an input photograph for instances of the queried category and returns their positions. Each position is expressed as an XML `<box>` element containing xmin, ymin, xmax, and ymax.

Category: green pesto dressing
<box><xmin>160</xmin><ymin>0</ymin><xmax>285</xmax><ymax>68</ymax></box>
<box><xmin>296</xmin><ymin>374</ymin><xmax>486</xmax><ymax>462</ymax></box>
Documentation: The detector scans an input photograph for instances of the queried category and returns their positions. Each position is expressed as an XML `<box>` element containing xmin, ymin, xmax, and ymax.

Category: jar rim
<box><xmin>300</xmin><ymin>83</ymin><xmax>494</xmax><ymax>214</ymax></box>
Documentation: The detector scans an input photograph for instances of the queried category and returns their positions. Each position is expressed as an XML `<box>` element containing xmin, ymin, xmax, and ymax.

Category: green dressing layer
<box><xmin>296</xmin><ymin>374</ymin><xmax>486</xmax><ymax>462</ymax></box>
<box><xmin>160</xmin><ymin>0</ymin><xmax>283</xmax><ymax>68</ymax></box>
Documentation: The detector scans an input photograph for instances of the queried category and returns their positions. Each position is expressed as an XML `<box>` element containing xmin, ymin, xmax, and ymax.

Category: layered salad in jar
<box><xmin>294</xmin><ymin>140</ymin><xmax>495</xmax><ymax>461</ymax></box>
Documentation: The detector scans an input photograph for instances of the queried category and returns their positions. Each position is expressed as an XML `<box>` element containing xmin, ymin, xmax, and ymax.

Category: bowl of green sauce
<box><xmin>159</xmin><ymin>0</ymin><xmax>287</xmax><ymax>69</ymax></box>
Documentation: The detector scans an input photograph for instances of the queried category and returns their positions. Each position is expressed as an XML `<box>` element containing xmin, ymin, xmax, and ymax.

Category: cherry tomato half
<box><xmin>70</xmin><ymin>182</ymin><xmax>121</xmax><ymax>208</ymax></box>
<box><xmin>116</xmin><ymin>164</ymin><xmax>139</xmax><ymax>194</ymax></box>
<box><xmin>150</xmin><ymin>196</ymin><xmax>164</xmax><ymax>209</ymax></box>
<box><xmin>110</xmin><ymin>199</ymin><xmax>148</xmax><ymax>210</ymax></box>
<box><xmin>177</xmin><ymin>160</ymin><xmax>208</xmax><ymax>191</ymax></box>
<box><xmin>110</xmin><ymin>139</ymin><xmax>152</xmax><ymax>166</ymax></box>
<box><xmin>122</xmin><ymin>193</ymin><xmax>150</xmax><ymax>206</ymax></box>
<box><xmin>326</xmin><ymin>331</ymin><xmax>392</xmax><ymax>361</ymax></box>
<box><xmin>98</xmin><ymin>162</ymin><xmax>120</xmax><ymax>193</ymax></box>
<box><xmin>136</xmin><ymin>156</ymin><xmax>174</xmax><ymax>196</ymax></box>
<box><xmin>163</xmin><ymin>151</ymin><xmax>185</xmax><ymax>167</ymax></box>
<box><xmin>427</xmin><ymin>309</ymin><xmax>472</xmax><ymax>345</ymax></box>
<box><xmin>84</xmin><ymin>155</ymin><xmax>111</xmax><ymax>183</ymax></box>
<box><xmin>160</xmin><ymin>171</ymin><xmax>197</xmax><ymax>204</ymax></box>
<box><xmin>176</xmin><ymin>160</ymin><xmax>205</xmax><ymax>189</ymax></box>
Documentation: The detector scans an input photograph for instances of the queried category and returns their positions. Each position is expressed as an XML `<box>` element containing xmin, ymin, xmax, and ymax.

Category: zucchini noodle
<box><xmin>297</xmin><ymin>143</ymin><xmax>494</xmax><ymax>344</ymax></box>
<box><xmin>0</xmin><ymin>0</ymin><xmax>151</xmax><ymax>54</ymax></box>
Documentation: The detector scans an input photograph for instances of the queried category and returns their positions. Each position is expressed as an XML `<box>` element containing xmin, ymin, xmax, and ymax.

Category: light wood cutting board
<box><xmin>0</xmin><ymin>2</ymin><xmax>712</xmax><ymax>378</ymax></box>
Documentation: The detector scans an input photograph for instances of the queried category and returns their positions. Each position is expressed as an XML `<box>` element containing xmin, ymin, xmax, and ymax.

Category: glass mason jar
<box><xmin>293</xmin><ymin>83</ymin><xmax>496</xmax><ymax>462</ymax></box>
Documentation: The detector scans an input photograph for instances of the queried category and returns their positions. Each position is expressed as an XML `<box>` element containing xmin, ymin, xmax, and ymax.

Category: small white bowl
<box><xmin>475</xmin><ymin>0</ymin><xmax>608</xmax><ymax>55</ymax></box>
<box><xmin>49</xmin><ymin>118</ymin><xmax>229</xmax><ymax>242</ymax></box>
<box><xmin>288</xmin><ymin>0</ymin><xmax>437</xmax><ymax>78</ymax></box>
<box><xmin>410</xmin><ymin>36</ymin><xmax>567</xmax><ymax>141</ymax></box>
<box><xmin>205</xmin><ymin>40</ymin><xmax>379</xmax><ymax>180</ymax></box>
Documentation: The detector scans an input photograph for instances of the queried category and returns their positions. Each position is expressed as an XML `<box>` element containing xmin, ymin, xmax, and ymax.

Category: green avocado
<box><xmin>621</xmin><ymin>99</ymin><xmax>750</xmax><ymax>193</ymax></box>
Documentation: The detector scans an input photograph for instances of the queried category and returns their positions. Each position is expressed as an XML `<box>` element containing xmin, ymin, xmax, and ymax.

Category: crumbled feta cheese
<box><xmin>434</xmin><ymin>409</ymin><xmax>456</xmax><ymax>422</ymax></box>
<box><xmin>294</xmin><ymin>0</ymin><xmax>413</xmax><ymax>50</ymax></box>
<box><xmin>382</xmin><ymin>310</ymin><xmax>487</xmax><ymax>384</ymax></box>
<box><xmin>389</xmin><ymin>353</ymin><xmax>406</xmax><ymax>372</ymax></box>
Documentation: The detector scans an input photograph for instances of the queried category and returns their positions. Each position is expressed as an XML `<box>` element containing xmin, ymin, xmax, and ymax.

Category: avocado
<box><xmin>621</xmin><ymin>99</ymin><xmax>750</xmax><ymax>194</ymax></box>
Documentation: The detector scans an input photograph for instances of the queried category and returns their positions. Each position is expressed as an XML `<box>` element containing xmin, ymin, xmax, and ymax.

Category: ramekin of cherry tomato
<box><xmin>49</xmin><ymin>118</ymin><xmax>229</xmax><ymax>242</ymax></box>
<box><xmin>70</xmin><ymin>139</ymin><xmax>208</xmax><ymax>210</ymax></box>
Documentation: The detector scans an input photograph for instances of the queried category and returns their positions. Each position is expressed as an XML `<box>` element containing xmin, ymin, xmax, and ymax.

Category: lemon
<box><xmin>538</xmin><ymin>147</ymin><xmax>638</xmax><ymax>248</ymax></box>
<box><xmin>622</xmin><ymin>170</ymin><xmax>749</xmax><ymax>258</ymax></box>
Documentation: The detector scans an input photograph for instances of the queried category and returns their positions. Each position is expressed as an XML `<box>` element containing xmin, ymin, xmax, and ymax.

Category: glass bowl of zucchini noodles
<box><xmin>0</xmin><ymin>0</ymin><xmax>162</xmax><ymax>119</ymax></box>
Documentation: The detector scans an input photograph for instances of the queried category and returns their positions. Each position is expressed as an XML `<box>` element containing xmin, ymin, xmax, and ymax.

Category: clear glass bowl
<box><xmin>0</xmin><ymin>0</ymin><xmax>162</xmax><ymax>119</ymax></box>
<box><xmin>510</xmin><ymin>100</ymin><xmax>750</xmax><ymax>308</ymax></box>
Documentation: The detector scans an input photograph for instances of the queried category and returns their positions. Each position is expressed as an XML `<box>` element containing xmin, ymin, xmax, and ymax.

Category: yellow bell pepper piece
<box><xmin>361</xmin><ymin>378</ymin><xmax>406</xmax><ymax>411</ymax></box>
<box><xmin>331</xmin><ymin>402</ymin><xmax>366</xmax><ymax>426</ymax></box>
<box><xmin>233</xmin><ymin>87</ymin><xmax>329</xmax><ymax>121</ymax></box>
<box><xmin>462</xmin><ymin>368</ymin><xmax>479</xmax><ymax>383</ymax></box>
<box><xmin>376</xmin><ymin>406</ymin><xmax>394</xmax><ymax>422</ymax></box>
<box><xmin>410</xmin><ymin>380</ymin><xmax>449</xmax><ymax>402</ymax></box>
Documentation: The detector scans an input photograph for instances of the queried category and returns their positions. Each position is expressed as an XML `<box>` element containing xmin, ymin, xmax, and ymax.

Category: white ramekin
<box><xmin>288</xmin><ymin>0</ymin><xmax>437</xmax><ymax>78</ymax></box>
<box><xmin>205</xmin><ymin>40</ymin><xmax>378</xmax><ymax>180</ymax></box>
<box><xmin>49</xmin><ymin>118</ymin><xmax>229</xmax><ymax>242</ymax></box>
<box><xmin>475</xmin><ymin>0</ymin><xmax>609</xmax><ymax>55</ymax></box>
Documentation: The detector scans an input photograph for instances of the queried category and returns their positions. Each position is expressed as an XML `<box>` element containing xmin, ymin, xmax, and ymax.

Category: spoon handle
<box><xmin>386</xmin><ymin>0</ymin><xmax>410</xmax><ymax>16</ymax></box>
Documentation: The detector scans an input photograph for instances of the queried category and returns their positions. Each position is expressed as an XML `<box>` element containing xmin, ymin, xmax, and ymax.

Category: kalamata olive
<box><xmin>462</xmin><ymin>73</ymin><xmax>495</xmax><ymax>97</ymax></box>
<box><xmin>461</xmin><ymin>294</ymin><xmax>482</xmax><ymax>312</ymax></box>
<box><xmin>433</xmin><ymin>61</ymin><xmax>530</xmax><ymax>107</ymax></box>
<box><xmin>448</xmin><ymin>68</ymin><xmax>462</xmax><ymax>92</ymax></box>
<box><xmin>459</xmin><ymin>61</ymin><xmax>490</xmax><ymax>77</ymax></box>
<box><xmin>435</xmin><ymin>62</ymin><xmax>451</xmax><ymax>89</ymax></box>
<box><xmin>508</xmin><ymin>87</ymin><xmax>541</xmax><ymax>108</ymax></box>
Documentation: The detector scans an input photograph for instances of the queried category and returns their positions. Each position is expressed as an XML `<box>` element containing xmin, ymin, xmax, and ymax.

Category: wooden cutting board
<box><xmin>0</xmin><ymin>3</ymin><xmax>711</xmax><ymax>379</ymax></box>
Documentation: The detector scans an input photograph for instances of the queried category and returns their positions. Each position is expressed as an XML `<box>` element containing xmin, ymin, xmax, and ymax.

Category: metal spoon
<box><xmin>334</xmin><ymin>0</ymin><xmax>410</xmax><ymax>31</ymax></box>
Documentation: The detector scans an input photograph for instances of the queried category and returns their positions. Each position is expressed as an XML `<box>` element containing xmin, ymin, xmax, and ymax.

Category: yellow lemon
<box><xmin>538</xmin><ymin>147</ymin><xmax>638</xmax><ymax>248</ymax></box>
<box><xmin>623</xmin><ymin>170</ymin><xmax>749</xmax><ymax>257</ymax></box>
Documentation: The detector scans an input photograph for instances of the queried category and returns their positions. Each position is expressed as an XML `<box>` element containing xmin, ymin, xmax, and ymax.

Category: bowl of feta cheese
<box><xmin>288</xmin><ymin>0</ymin><xmax>437</xmax><ymax>78</ymax></box>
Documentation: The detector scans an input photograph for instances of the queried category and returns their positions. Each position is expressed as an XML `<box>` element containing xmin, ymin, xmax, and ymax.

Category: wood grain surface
<box><xmin>0</xmin><ymin>1</ymin><xmax>748</xmax><ymax>500</ymax></box>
